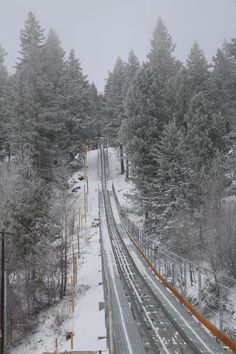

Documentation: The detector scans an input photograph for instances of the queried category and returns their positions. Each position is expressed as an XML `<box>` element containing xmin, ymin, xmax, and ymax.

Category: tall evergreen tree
<box><xmin>121</xmin><ymin>18</ymin><xmax>178</xmax><ymax>215</ymax></box>
<box><xmin>210</xmin><ymin>41</ymin><xmax>236</xmax><ymax>130</ymax></box>
<box><xmin>104</xmin><ymin>57</ymin><xmax>127</xmax><ymax>140</ymax></box>
<box><xmin>0</xmin><ymin>45</ymin><xmax>11</xmax><ymax>159</ymax></box>
<box><xmin>42</xmin><ymin>29</ymin><xmax>66</xmax><ymax>161</ymax></box>
<box><xmin>13</xmin><ymin>12</ymin><xmax>57</xmax><ymax>175</ymax></box>
<box><xmin>186</xmin><ymin>41</ymin><xmax>210</xmax><ymax>95</ymax></box>
<box><xmin>43</xmin><ymin>29</ymin><xmax>65</xmax><ymax>89</ymax></box>
<box><xmin>89</xmin><ymin>82</ymin><xmax>103</xmax><ymax>139</ymax></box>
<box><xmin>169</xmin><ymin>65</ymin><xmax>189</xmax><ymax>127</ymax></box>
<box><xmin>104</xmin><ymin>56</ymin><xmax>127</xmax><ymax>172</ymax></box>
<box><xmin>185</xmin><ymin>92</ymin><xmax>228</xmax><ymax>173</ymax></box>
<box><xmin>57</xmin><ymin>49</ymin><xmax>94</xmax><ymax>160</ymax></box>
<box><xmin>126</xmin><ymin>50</ymin><xmax>140</xmax><ymax>86</ymax></box>
<box><xmin>0</xmin><ymin>45</ymin><xmax>8</xmax><ymax>93</ymax></box>
<box><xmin>147</xmin><ymin>17</ymin><xmax>176</xmax><ymax>73</ymax></box>
<box><xmin>148</xmin><ymin>119</ymin><xmax>192</xmax><ymax>237</ymax></box>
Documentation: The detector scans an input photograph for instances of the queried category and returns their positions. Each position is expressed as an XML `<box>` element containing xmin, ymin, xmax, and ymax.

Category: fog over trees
<box><xmin>103</xmin><ymin>18</ymin><xmax>236</xmax><ymax>275</ymax></box>
<box><xmin>0</xmin><ymin>11</ymin><xmax>236</xmax><ymax>345</ymax></box>
<box><xmin>0</xmin><ymin>12</ymin><xmax>102</xmax><ymax>341</ymax></box>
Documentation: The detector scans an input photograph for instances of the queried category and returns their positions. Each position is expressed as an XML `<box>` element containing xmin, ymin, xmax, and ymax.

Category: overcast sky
<box><xmin>0</xmin><ymin>0</ymin><xmax>235</xmax><ymax>91</ymax></box>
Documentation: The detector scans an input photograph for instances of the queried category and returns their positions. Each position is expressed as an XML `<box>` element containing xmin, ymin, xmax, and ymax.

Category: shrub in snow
<box><xmin>224</xmin><ymin>326</ymin><xmax>236</xmax><ymax>340</ymax></box>
<box><xmin>54</xmin><ymin>304</ymin><xmax>71</xmax><ymax>327</ymax></box>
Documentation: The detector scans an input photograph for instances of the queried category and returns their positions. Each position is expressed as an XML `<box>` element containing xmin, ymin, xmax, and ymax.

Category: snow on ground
<box><xmin>11</xmin><ymin>147</ymin><xmax>236</xmax><ymax>353</ymax></box>
<box><xmin>12</xmin><ymin>149</ymin><xmax>107</xmax><ymax>354</ymax></box>
<box><xmin>108</xmin><ymin>147</ymin><xmax>236</xmax><ymax>336</ymax></box>
<box><xmin>107</xmin><ymin>148</ymin><xmax>144</xmax><ymax>229</ymax></box>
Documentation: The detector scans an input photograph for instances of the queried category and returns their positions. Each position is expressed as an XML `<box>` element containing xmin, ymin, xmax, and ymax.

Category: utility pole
<box><xmin>1</xmin><ymin>230</ymin><xmax>6</xmax><ymax>354</ymax></box>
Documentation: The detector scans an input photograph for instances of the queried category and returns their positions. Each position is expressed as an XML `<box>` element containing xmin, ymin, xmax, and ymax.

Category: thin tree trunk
<box><xmin>26</xmin><ymin>267</ymin><xmax>31</xmax><ymax>318</ymax></box>
<box><xmin>120</xmin><ymin>144</ymin><xmax>124</xmax><ymax>174</ymax></box>
<box><xmin>7</xmin><ymin>144</ymin><xmax>11</xmax><ymax>163</ymax></box>
<box><xmin>126</xmin><ymin>158</ymin><xmax>129</xmax><ymax>180</ymax></box>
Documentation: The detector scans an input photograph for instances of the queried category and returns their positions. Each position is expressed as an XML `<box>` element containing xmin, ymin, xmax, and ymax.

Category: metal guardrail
<box><xmin>98</xmin><ymin>141</ymin><xmax>146</xmax><ymax>354</ymax></box>
<box><xmin>111</xmin><ymin>183</ymin><xmax>236</xmax><ymax>353</ymax></box>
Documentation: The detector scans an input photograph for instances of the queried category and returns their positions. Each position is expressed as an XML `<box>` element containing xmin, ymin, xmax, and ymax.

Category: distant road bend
<box><xmin>98</xmin><ymin>140</ymin><xmax>231</xmax><ymax>354</ymax></box>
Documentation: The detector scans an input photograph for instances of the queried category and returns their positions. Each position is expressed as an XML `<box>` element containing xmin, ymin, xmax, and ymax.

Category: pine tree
<box><xmin>41</xmin><ymin>29</ymin><xmax>66</xmax><ymax>162</ymax></box>
<box><xmin>18</xmin><ymin>11</ymin><xmax>45</xmax><ymax>64</ymax></box>
<box><xmin>104</xmin><ymin>57</ymin><xmax>127</xmax><ymax>141</ymax></box>
<box><xmin>210</xmin><ymin>41</ymin><xmax>236</xmax><ymax>126</ymax></box>
<box><xmin>163</xmin><ymin>43</ymin><xmax>209</xmax><ymax>130</ymax></box>
<box><xmin>57</xmin><ymin>49</ymin><xmax>94</xmax><ymax>160</ymax></box>
<box><xmin>185</xmin><ymin>92</ymin><xmax>227</xmax><ymax>170</ymax></box>
<box><xmin>147</xmin><ymin>17</ymin><xmax>176</xmax><ymax>76</ymax></box>
<box><xmin>169</xmin><ymin>65</ymin><xmax>189</xmax><ymax>127</ymax></box>
<box><xmin>126</xmin><ymin>50</ymin><xmax>140</xmax><ymax>86</ymax></box>
<box><xmin>0</xmin><ymin>45</ymin><xmax>11</xmax><ymax>159</ymax></box>
<box><xmin>147</xmin><ymin>120</ymin><xmax>192</xmax><ymax>238</ymax></box>
<box><xmin>119</xmin><ymin>50</ymin><xmax>140</xmax><ymax>177</ymax></box>
<box><xmin>13</xmin><ymin>12</ymin><xmax>57</xmax><ymax>176</ymax></box>
<box><xmin>104</xmin><ymin>56</ymin><xmax>127</xmax><ymax>172</ymax></box>
<box><xmin>89</xmin><ymin>82</ymin><xmax>103</xmax><ymax>139</ymax></box>
<box><xmin>0</xmin><ymin>45</ymin><xmax>8</xmax><ymax>93</ymax></box>
<box><xmin>123</xmin><ymin>18</ymin><xmax>178</xmax><ymax>145</ymax></box>
<box><xmin>43</xmin><ymin>29</ymin><xmax>65</xmax><ymax>89</ymax></box>
<box><xmin>122</xmin><ymin>18</ymin><xmax>178</xmax><ymax>214</ymax></box>
<box><xmin>186</xmin><ymin>41</ymin><xmax>210</xmax><ymax>96</ymax></box>
<box><xmin>104</xmin><ymin>52</ymin><xmax>140</xmax><ymax>142</ymax></box>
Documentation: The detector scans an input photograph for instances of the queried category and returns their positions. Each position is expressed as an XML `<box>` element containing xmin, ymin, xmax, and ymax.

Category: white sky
<box><xmin>0</xmin><ymin>0</ymin><xmax>235</xmax><ymax>92</ymax></box>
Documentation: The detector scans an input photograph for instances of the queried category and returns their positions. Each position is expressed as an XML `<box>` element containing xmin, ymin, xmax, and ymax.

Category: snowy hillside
<box><xmin>11</xmin><ymin>150</ymin><xmax>107</xmax><ymax>354</ymax></box>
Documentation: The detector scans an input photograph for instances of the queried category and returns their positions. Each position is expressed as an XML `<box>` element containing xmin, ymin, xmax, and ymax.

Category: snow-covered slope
<box><xmin>11</xmin><ymin>149</ymin><xmax>107</xmax><ymax>354</ymax></box>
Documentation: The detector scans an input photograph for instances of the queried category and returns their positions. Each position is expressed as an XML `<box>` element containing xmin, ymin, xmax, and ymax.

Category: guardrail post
<box><xmin>184</xmin><ymin>260</ymin><xmax>187</xmax><ymax>297</ymax></box>
<box><xmin>219</xmin><ymin>284</ymin><xmax>223</xmax><ymax>331</ymax></box>
<box><xmin>198</xmin><ymin>267</ymin><xmax>202</xmax><ymax>312</ymax></box>
<box><xmin>143</xmin><ymin>234</ymin><xmax>146</xmax><ymax>255</ymax></box>
<box><xmin>164</xmin><ymin>254</ymin><xmax>167</xmax><ymax>278</ymax></box>
<box><xmin>145</xmin><ymin>235</ymin><xmax>148</xmax><ymax>257</ymax></box>
<box><xmin>172</xmin><ymin>262</ymin><xmax>175</xmax><ymax>287</ymax></box>
<box><xmin>158</xmin><ymin>256</ymin><xmax>161</xmax><ymax>274</ymax></box>
<box><xmin>152</xmin><ymin>242</ymin><xmax>155</xmax><ymax>266</ymax></box>
<box><xmin>154</xmin><ymin>247</ymin><xmax>157</xmax><ymax>269</ymax></box>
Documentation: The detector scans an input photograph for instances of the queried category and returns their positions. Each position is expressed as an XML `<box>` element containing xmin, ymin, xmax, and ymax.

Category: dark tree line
<box><xmin>0</xmin><ymin>12</ymin><xmax>102</xmax><ymax>343</ymax></box>
<box><xmin>103</xmin><ymin>18</ymin><xmax>236</xmax><ymax>279</ymax></box>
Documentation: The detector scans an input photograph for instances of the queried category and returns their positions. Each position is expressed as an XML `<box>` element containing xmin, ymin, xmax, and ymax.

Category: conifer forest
<box><xmin>1</xmin><ymin>9</ymin><xmax>236</xmax><ymax>352</ymax></box>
